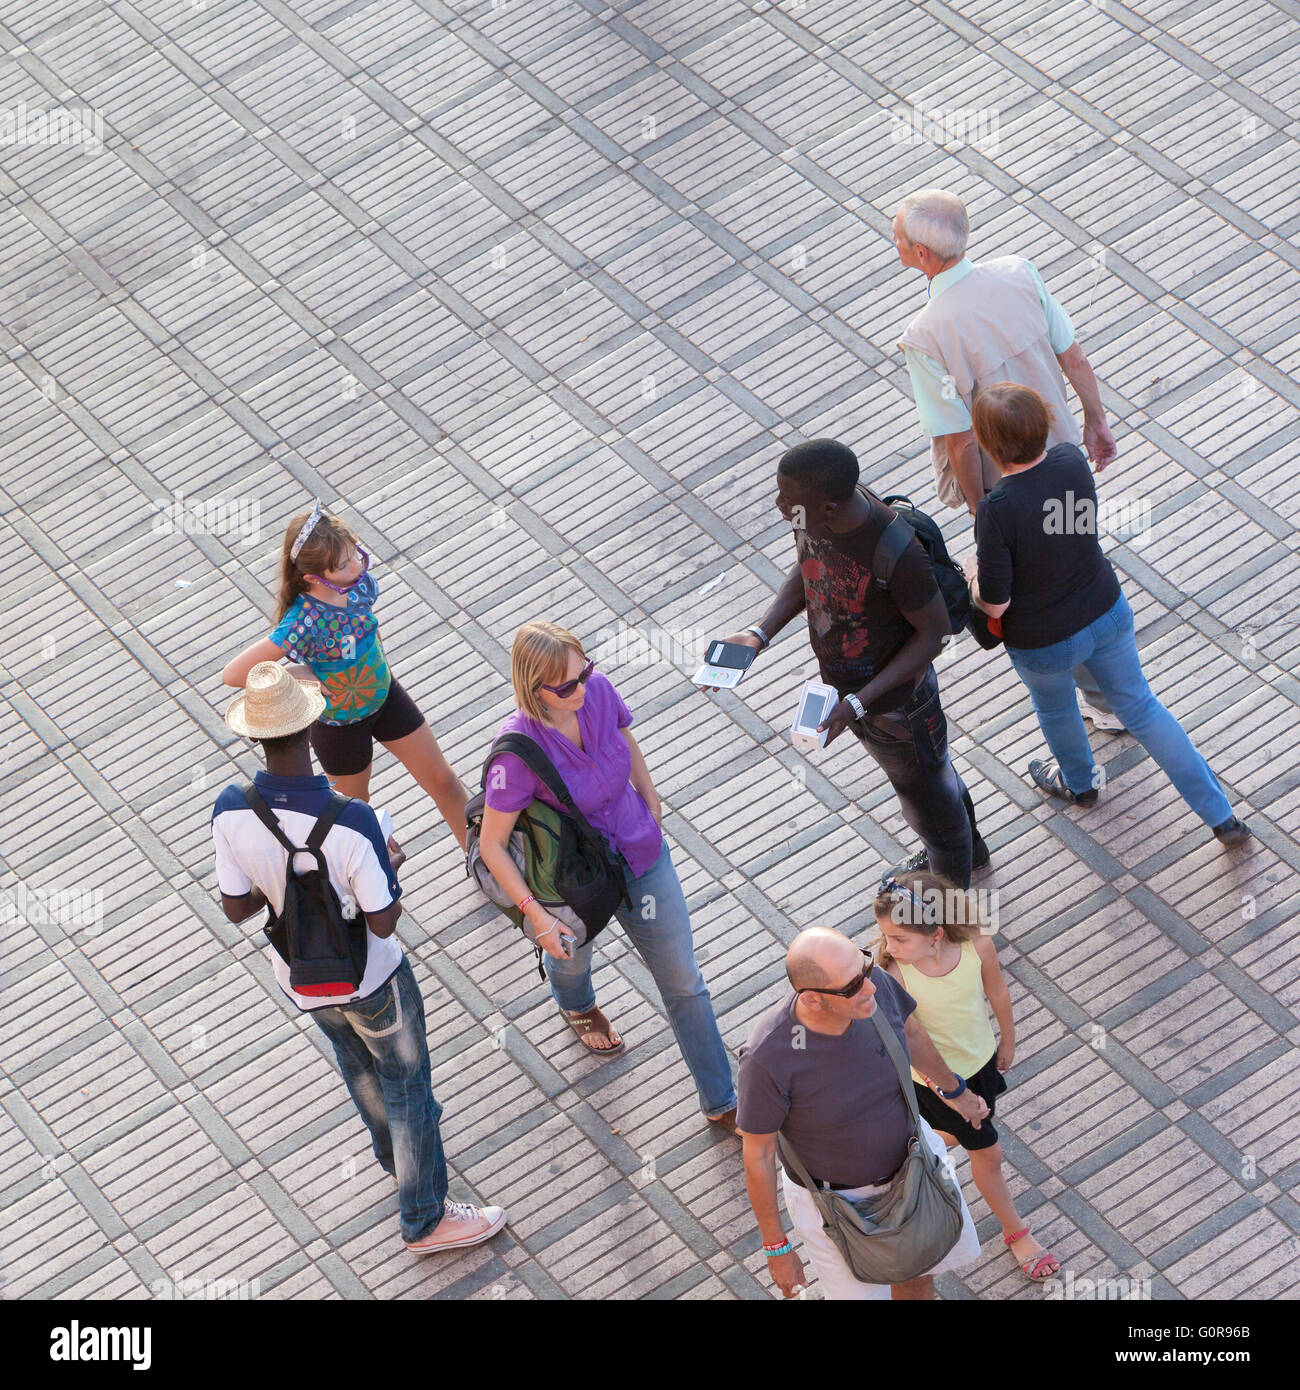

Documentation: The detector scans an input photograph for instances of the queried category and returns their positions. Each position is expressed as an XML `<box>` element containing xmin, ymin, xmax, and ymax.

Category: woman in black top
<box><xmin>966</xmin><ymin>383</ymin><xmax>1248</xmax><ymax>845</ymax></box>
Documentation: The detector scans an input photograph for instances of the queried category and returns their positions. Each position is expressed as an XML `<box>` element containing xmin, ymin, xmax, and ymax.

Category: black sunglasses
<box><xmin>539</xmin><ymin>658</ymin><xmax>595</xmax><ymax>699</ymax></box>
<box><xmin>801</xmin><ymin>948</ymin><xmax>874</xmax><ymax>999</ymax></box>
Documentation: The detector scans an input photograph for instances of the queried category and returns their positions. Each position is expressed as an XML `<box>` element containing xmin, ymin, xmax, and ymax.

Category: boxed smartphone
<box><xmin>790</xmin><ymin>680</ymin><xmax>839</xmax><ymax>752</ymax></box>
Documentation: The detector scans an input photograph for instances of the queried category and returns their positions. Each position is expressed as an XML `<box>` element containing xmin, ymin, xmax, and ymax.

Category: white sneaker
<box><xmin>404</xmin><ymin>1199</ymin><xmax>507</xmax><ymax>1253</ymax></box>
<box><xmin>1078</xmin><ymin>697</ymin><xmax>1124</xmax><ymax>732</ymax></box>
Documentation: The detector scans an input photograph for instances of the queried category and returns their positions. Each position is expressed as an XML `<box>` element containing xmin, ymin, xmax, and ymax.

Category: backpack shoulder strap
<box><xmin>482</xmin><ymin>732</ymin><xmax>602</xmax><ymax>839</ymax></box>
<box><xmin>306</xmin><ymin>792</ymin><xmax>352</xmax><ymax>852</ymax></box>
<box><xmin>243</xmin><ymin>783</ymin><xmax>299</xmax><ymax>855</ymax></box>
<box><xmin>872</xmin><ymin>514</ymin><xmax>916</xmax><ymax>594</ymax></box>
<box><xmin>858</xmin><ymin>485</ymin><xmax>914</xmax><ymax>594</ymax></box>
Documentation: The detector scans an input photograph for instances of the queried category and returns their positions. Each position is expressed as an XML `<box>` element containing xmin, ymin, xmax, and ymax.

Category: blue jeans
<box><xmin>309</xmin><ymin>956</ymin><xmax>448</xmax><ymax>1243</ymax></box>
<box><xmin>1006</xmin><ymin>592</ymin><xmax>1233</xmax><ymax>827</ymax></box>
<box><xmin>545</xmin><ymin>839</ymin><xmax>737</xmax><ymax>1118</ymax></box>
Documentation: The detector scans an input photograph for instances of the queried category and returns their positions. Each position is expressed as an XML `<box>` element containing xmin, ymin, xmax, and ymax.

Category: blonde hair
<box><xmin>511</xmin><ymin>622</ymin><xmax>587</xmax><ymax>722</ymax></box>
<box><xmin>275</xmin><ymin>510</ymin><xmax>358</xmax><ymax>621</ymax></box>
<box><xmin>871</xmin><ymin>870</ymin><xmax>982</xmax><ymax>969</ymax></box>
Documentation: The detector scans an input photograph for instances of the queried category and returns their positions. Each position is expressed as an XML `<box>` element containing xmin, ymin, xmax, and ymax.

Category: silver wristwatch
<box><xmin>844</xmin><ymin>692</ymin><xmax>866</xmax><ymax>720</ymax></box>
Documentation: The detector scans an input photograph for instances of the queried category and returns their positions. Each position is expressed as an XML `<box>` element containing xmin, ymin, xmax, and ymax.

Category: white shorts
<box><xmin>780</xmin><ymin>1117</ymin><xmax>981</xmax><ymax>1300</ymax></box>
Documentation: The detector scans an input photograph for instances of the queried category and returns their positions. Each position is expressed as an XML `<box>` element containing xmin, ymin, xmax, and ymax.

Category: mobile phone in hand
<box><xmin>692</xmin><ymin>639</ymin><xmax>759</xmax><ymax>689</ymax></box>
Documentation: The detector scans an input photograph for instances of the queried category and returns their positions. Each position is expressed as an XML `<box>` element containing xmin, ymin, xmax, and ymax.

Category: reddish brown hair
<box><xmin>972</xmin><ymin>383</ymin><xmax>1054</xmax><ymax>467</ymax></box>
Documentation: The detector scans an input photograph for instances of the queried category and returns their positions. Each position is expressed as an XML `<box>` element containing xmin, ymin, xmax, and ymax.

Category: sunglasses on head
<box><xmin>801</xmin><ymin>948</ymin><xmax>874</xmax><ymax>999</ymax></box>
<box><xmin>539</xmin><ymin>658</ymin><xmax>595</xmax><ymax>698</ymax></box>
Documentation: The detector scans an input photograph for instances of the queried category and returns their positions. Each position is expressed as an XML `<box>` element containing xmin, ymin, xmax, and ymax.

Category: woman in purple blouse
<box><xmin>478</xmin><ymin>622</ymin><xmax>737</xmax><ymax>1129</ymax></box>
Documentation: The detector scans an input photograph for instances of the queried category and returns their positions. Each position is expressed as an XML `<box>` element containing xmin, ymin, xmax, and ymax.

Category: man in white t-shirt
<box><xmin>212</xmin><ymin>662</ymin><xmax>506</xmax><ymax>1254</ymax></box>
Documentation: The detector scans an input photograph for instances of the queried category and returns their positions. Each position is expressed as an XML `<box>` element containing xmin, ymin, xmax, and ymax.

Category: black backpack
<box><xmin>242</xmin><ymin>784</ymin><xmax>368</xmax><ymax>996</ymax></box>
<box><xmin>870</xmin><ymin>492</ymin><xmax>1002</xmax><ymax>650</ymax></box>
<box><xmin>465</xmin><ymin>733</ymin><xmax>631</xmax><ymax>973</ymax></box>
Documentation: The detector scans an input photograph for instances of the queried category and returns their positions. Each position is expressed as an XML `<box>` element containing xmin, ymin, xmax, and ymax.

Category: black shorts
<box><xmin>914</xmin><ymin>1050</ymin><xmax>1007</xmax><ymax>1152</ymax></box>
<box><xmin>310</xmin><ymin>676</ymin><xmax>424</xmax><ymax>777</ymax></box>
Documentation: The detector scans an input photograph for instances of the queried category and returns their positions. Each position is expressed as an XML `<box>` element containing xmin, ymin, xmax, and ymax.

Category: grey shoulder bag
<box><xmin>776</xmin><ymin>1009</ymin><xmax>965</xmax><ymax>1285</ymax></box>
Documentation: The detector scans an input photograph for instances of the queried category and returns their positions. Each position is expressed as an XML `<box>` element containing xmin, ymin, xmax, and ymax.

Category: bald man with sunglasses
<box><xmin>737</xmin><ymin>927</ymin><xmax>986</xmax><ymax>1299</ymax></box>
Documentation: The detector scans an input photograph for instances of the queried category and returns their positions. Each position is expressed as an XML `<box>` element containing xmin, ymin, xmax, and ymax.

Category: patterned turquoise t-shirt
<box><xmin>269</xmin><ymin>573</ymin><xmax>391</xmax><ymax>725</ymax></box>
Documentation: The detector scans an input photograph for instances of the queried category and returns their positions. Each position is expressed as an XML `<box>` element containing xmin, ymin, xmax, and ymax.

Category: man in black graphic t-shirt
<box><xmin>714</xmin><ymin>438</ymin><xmax>988</xmax><ymax>888</ymax></box>
<box><xmin>796</xmin><ymin>492</ymin><xmax>939</xmax><ymax>714</ymax></box>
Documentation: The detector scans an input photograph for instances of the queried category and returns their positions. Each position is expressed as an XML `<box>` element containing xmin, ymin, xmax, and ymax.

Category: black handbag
<box><xmin>966</xmin><ymin>605</ymin><xmax>1004</xmax><ymax>651</ymax></box>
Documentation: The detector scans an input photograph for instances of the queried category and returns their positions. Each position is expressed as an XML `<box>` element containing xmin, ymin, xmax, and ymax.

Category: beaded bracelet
<box><xmin>763</xmin><ymin>1240</ymin><xmax>794</xmax><ymax>1259</ymax></box>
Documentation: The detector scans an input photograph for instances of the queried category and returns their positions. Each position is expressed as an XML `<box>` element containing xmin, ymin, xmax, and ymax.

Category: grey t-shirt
<box><xmin>736</xmin><ymin>973</ymin><xmax>917</xmax><ymax>1187</ymax></box>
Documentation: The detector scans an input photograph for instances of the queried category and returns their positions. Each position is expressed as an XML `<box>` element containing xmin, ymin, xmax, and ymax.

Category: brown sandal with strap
<box><xmin>559</xmin><ymin>1005</ymin><xmax>625</xmax><ymax>1057</ymax></box>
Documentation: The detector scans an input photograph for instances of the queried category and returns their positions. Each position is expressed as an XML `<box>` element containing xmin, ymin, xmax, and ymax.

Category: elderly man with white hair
<box><xmin>893</xmin><ymin>188</ymin><xmax>1123</xmax><ymax>730</ymax></box>
<box><xmin>894</xmin><ymin>188</ymin><xmax>1117</xmax><ymax>515</ymax></box>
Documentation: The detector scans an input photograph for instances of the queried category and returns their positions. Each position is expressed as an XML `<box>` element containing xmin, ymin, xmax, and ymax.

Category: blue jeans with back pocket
<box><xmin>1005</xmin><ymin>591</ymin><xmax>1233</xmax><ymax>826</ymax></box>
<box><xmin>309</xmin><ymin>955</ymin><xmax>448</xmax><ymax>1243</ymax></box>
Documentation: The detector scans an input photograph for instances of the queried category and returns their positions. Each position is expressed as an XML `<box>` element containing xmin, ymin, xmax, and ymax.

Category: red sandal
<box><xmin>1004</xmin><ymin>1227</ymin><xmax>1060</xmax><ymax>1281</ymax></box>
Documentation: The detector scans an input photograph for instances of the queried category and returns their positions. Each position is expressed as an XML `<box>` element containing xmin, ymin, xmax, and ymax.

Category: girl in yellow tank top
<box><xmin>873</xmin><ymin>870</ymin><xmax>1061</xmax><ymax>1284</ymax></box>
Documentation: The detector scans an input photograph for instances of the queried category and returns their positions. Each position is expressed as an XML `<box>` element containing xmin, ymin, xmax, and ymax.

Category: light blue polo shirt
<box><xmin>903</xmin><ymin>259</ymin><xmax>1076</xmax><ymax>437</ymax></box>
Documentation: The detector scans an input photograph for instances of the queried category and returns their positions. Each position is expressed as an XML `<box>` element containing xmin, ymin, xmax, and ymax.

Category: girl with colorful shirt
<box><xmin>220</xmin><ymin>504</ymin><xmax>467</xmax><ymax>845</ymax></box>
<box><xmin>476</xmin><ymin>621</ymin><xmax>738</xmax><ymax>1130</ymax></box>
<box><xmin>873</xmin><ymin>870</ymin><xmax>1061</xmax><ymax>1283</ymax></box>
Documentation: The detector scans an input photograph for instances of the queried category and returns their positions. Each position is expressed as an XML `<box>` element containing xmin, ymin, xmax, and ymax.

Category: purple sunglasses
<box><xmin>539</xmin><ymin>658</ymin><xmax>595</xmax><ymax>698</ymax></box>
<box><xmin>310</xmin><ymin>545</ymin><xmax>369</xmax><ymax>595</ymax></box>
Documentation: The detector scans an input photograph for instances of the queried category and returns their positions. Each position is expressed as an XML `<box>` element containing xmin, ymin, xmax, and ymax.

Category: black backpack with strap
<box><xmin>242</xmin><ymin>783</ymin><xmax>368</xmax><ymax>996</ymax></box>
<box><xmin>870</xmin><ymin>491</ymin><xmax>1002</xmax><ymax>650</ymax></box>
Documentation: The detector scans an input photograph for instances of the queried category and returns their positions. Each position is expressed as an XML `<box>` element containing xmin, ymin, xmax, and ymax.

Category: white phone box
<box><xmin>790</xmin><ymin>680</ymin><xmax>839</xmax><ymax>752</ymax></box>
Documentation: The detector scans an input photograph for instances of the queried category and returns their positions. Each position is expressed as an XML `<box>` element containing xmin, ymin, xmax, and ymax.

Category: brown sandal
<box><xmin>559</xmin><ymin>1005</ymin><xmax>625</xmax><ymax>1057</ymax></box>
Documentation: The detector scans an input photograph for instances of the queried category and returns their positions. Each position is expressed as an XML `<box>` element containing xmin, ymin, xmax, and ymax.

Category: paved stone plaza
<box><xmin>2</xmin><ymin>0</ymin><xmax>1299</xmax><ymax>1301</ymax></box>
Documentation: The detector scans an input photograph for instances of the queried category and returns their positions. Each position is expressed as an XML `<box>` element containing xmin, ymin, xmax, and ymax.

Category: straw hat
<box><xmin>225</xmin><ymin>662</ymin><xmax>326</xmax><ymax>739</ymax></box>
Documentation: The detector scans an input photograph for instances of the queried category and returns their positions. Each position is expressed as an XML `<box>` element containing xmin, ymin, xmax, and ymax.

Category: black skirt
<box><xmin>914</xmin><ymin>1050</ymin><xmax>1007</xmax><ymax>1152</ymax></box>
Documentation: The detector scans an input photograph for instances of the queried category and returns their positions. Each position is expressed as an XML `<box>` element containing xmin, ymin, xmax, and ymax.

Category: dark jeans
<box><xmin>309</xmin><ymin>956</ymin><xmax>447</xmax><ymax>1243</ymax></box>
<box><xmin>850</xmin><ymin>666</ymin><xmax>978</xmax><ymax>889</ymax></box>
